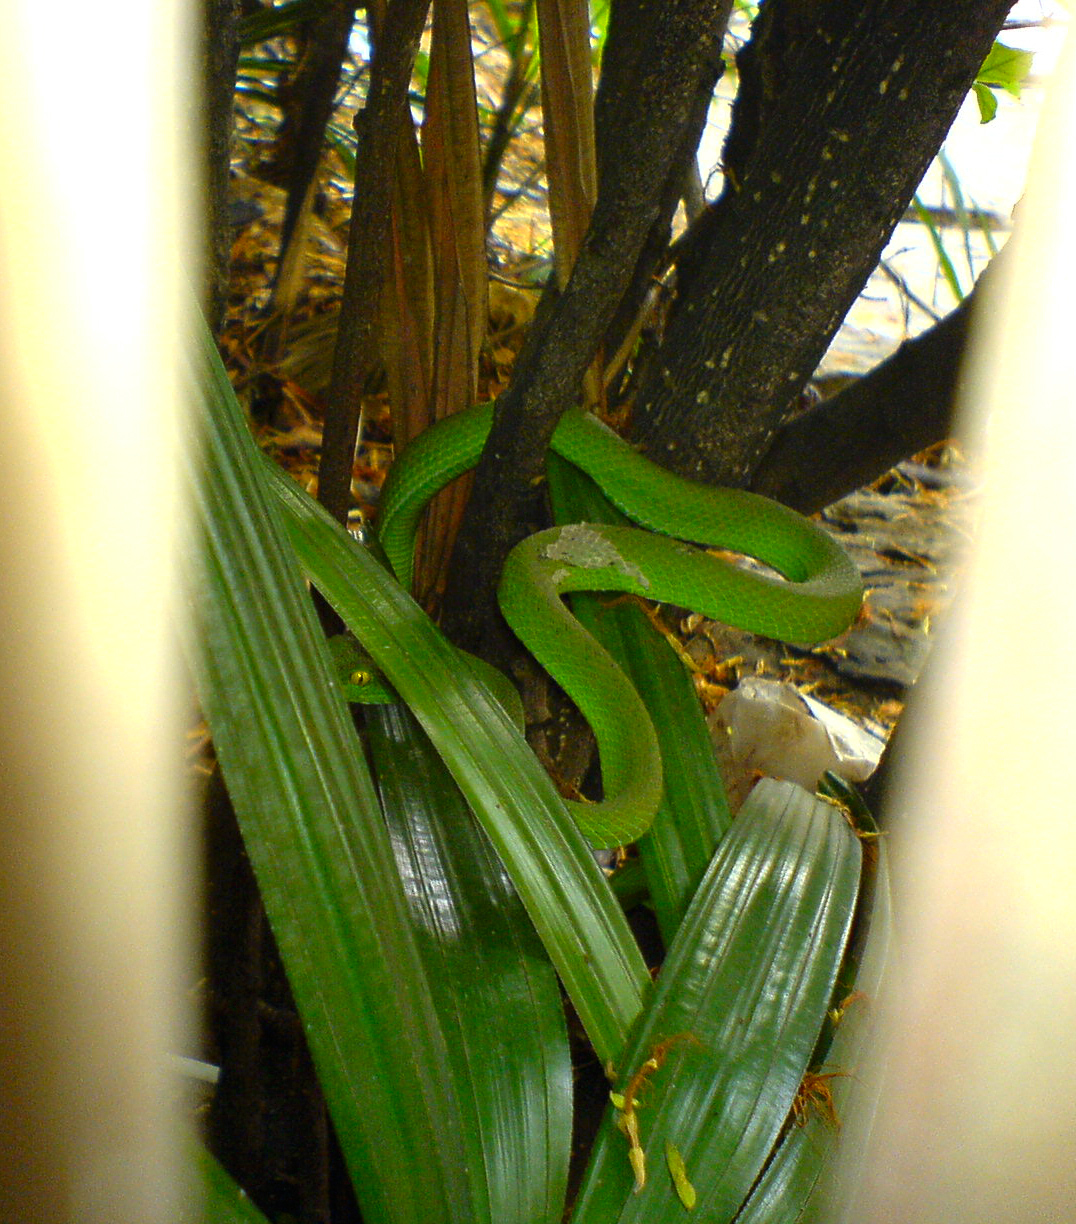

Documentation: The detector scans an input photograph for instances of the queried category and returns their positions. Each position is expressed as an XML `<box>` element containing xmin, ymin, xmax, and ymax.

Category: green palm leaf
<box><xmin>186</xmin><ymin>321</ymin><xmax>475</xmax><ymax>1224</ymax></box>
<box><xmin>366</xmin><ymin>703</ymin><xmax>572</xmax><ymax>1222</ymax></box>
<box><xmin>265</xmin><ymin>439</ymin><xmax>650</xmax><ymax>1066</ymax></box>
<box><xmin>571</xmin><ymin>779</ymin><xmax>862</xmax><ymax>1223</ymax></box>
<box><xmin>735</xmin><ymin>838</ymin><xmax>891</xmax><ymax>1222</ymax></box>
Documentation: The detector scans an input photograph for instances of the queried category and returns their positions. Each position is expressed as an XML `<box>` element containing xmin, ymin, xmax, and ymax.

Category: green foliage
<box><xmin>196</xmin><ymin>0</ymin><xmax>1011</xmax><ymax>1215</ymax></box>
<box><xmin>974</xmin><ymin>40</ymin><xmax>1035</xmax><ymax>123</ymax></box>
<box><xmin>190</xmin><ymin>318</ymin><xmax>890</xmax><ymax>1220</ymax></box>
<box><xmin>187</xmin><ymin>321</ymin><xmax>477</xmax><ymax>1224</ymax></box>
<box><xmin>195</xmin><ymin>1146</ymin><xmax>274</xmax><ymax>1224</ymax></box>
<box><xmin>572</xmin><ymin>781</ymin><xmax>863</xmax><ymax>1223</ymax></box>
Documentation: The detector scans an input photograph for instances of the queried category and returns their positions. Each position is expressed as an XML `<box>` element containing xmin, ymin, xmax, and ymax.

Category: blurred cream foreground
<box><xmin>836</xmin><ymin>23</ymin><xmax>1076</xmax><ymax>1224</ymax></box>
<box><xmin>0</xmin><ymin>5</ymin><xmax>189</xmax><ymax>1224</ymax></box>
<box><xmin>5</xmin><ymin>4</ymin><xmax>1076</xmax><ymax>1222</ymax></box>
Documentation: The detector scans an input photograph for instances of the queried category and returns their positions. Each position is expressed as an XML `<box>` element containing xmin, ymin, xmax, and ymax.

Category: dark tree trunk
<box><xmin>749</xmin><ymin>254</ymin><xmax>1000</xmax><ymax>514</ymax></box>
<box><xmin>202</xmin><ymin>0</ymin><xmax>242</xmax><ymax>332</ymax></box>
<box><xmin>440</xmin><ymin>0</ymin><xmax>734</xmax><ymax>657</ymax></box>
<box><xmin>631</xmin><ymin>0</ymin><xmax>1012</xmax><ymax>488</ymax></box>
<box><xmin>266</xmin><ymin>1</ymin><xmax>360</xmax><ymax>310</ymax></box>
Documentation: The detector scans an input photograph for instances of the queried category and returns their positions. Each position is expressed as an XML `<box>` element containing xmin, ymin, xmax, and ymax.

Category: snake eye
<box><xmin>349</xmin><ymin>669</ymin><xmax>373</xmax><ymax>688</ymax></box>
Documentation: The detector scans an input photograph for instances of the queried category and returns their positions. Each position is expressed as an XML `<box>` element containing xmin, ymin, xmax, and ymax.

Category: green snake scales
<box><xmin>360</xmin><ymin>402</ymin><xmax>862</xmax><ymax>847</ymax></box>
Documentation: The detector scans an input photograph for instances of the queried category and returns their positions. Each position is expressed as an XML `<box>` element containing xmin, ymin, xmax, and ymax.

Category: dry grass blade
<box><xmin>413</xmin><ymin>0</ymin><xmax>490</xmax><ymax>605</ymax></box>
<box><xmin>318</xmin><ymin>0</ymin><xmax>430</xmax><ymax>525</ymax></box>
<box><xmin>536</xmin><ymin>0</ymin><xmax>596</xmax><ymax>283</ymax></box>
<box><xmin>536</xmin><ymin>0</ymin><xmax>601</xmax><ymax>406</ymax></box>
<box><xmin>381</xmin><ymin>116</ymin><xmax>434</xmax><ymax>449</ymax></box>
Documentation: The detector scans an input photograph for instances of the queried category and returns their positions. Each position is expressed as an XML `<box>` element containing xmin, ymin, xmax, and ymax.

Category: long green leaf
<box><xmin>911</xmin><ymin>194</ymin><xmax>965</xmax><ymax>301</ymax></box>
<box><xmin>367</xmin><ymin>703</ymin><xmax>573</xmax><ymax>1223</ymax></box>
<box><xmin>193</xmin><ymin>1144</ymin><xmax>272</xmax><ymax>1224</ymax></box>
<box><xmin>734</xmin><ymin>838</ymin><xmax>891</xmax><ymax>1222</ymax></box>
<box><xmin>571</xmin><ymin>780</ymin><xmax>862</xmax><ymax>1223</ymax></box>
<box><xmin>185</xmin><ymin>320</ymin><xmax>475</xmax><ymax>1224</ymax></box>
<box><xmin>266</xmin><ymin>453</ymin><xmax>649</xmax><ymax>1064</ymax></box>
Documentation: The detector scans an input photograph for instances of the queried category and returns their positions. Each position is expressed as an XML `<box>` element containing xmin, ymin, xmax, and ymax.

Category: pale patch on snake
<box><xmin>542</xmin><ymin>524</ymin><xmax>652</xmax><ymax>590</ymax></box>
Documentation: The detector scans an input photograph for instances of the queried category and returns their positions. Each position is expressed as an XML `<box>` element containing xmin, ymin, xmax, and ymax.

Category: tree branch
<box><xmin>439</xmin><ymin>0</ymin><xmax>734</xmax><ymax>655</ymax></box>
<box><xmin>749</xmin><ymin>266</ymin><xmax>990</xmax><ymax>513</ymax></box>
<box><xmin>632</xmin><ymin>0</ymin><xmax>1011</xmax><ymax>488</ymax></box>
<box><xmin>596</xmin><ymin>0</ymin><xmax>725</xmax><ymax>367</ymax></box>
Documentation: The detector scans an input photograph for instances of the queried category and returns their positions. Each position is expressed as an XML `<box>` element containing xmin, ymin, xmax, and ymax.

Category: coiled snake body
<box><xmin>373</xmin><ymin>403</ymin><xmax>862</xmax><ymax>846</ymax></box>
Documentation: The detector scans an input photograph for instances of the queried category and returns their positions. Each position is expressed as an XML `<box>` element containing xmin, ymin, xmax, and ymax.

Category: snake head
<box><xmin>326</xmin><ymin>634</ymin><xmax>397</xmax><ymax>703</ymax></box>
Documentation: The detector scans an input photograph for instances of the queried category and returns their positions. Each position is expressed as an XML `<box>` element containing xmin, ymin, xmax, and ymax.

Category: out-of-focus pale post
<box><xmin>840</xmin><ymin>25</ymin><xmax>1076</xmax><ymax>1224</ymax></box>
<box><xmin>0</xmin><ymin>6</ymin><xmax>190</xmax><ymax>1224</ymax></box>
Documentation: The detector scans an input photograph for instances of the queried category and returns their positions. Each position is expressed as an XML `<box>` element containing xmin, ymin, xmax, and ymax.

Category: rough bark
<box><xmin>749</xmin><ymin>259</ymin><xmax>994</xmax><ymax>513</ymax></box>
<box><xmin>440</xmin><ymin>0</ymin><xmax>733</xmax><ymax>656</ymax></box>
<box><xmin>632</xmin><ymin>0</ymin><xmax>1012</xmax><ymax>488</ymax></box>
<box><xmin>318</xmin><ymin>0</ymin><xmax>431</xmax><ymax>527</ymax></box>
<box><xmin>202</xmin><ymin>0</ymin><xmax>242</xmax><ymax>332</ymax></box>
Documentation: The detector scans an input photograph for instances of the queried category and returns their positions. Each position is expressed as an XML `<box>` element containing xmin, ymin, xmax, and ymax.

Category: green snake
<box><xmin>351</xmin><ymin>402</ymin><xmax>861</xmax><ymax>847</ymax></box>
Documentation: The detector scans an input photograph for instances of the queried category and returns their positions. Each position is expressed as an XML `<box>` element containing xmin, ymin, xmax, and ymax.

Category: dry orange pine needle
<box><xmin>790</xmin><ymin>1068</ymin><xmax>851</xmax><ymax>1130</ymax></box>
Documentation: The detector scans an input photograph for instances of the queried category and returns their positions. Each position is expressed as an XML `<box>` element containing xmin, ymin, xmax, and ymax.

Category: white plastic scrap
<box><xmin>710</xmin><ymin>677</ymin><xmax>884</xmax><ymax>808</ymax></box>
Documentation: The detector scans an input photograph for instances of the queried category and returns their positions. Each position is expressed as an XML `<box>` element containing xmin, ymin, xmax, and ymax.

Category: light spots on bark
<box><xmin>766</xmin><ymin>240</ymin><xmax>787</xmax><ymax>264</ymax></box>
